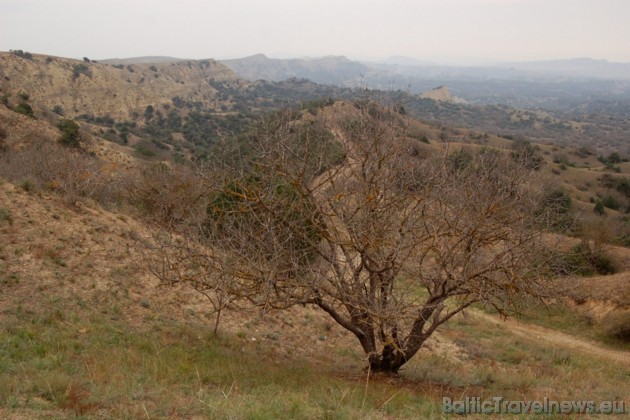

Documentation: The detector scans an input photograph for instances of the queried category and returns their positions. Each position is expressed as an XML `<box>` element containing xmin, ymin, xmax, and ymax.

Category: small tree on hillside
<box><xmin>57</xmin><ymin>119</ymin><xmax>81</xmax><ymax>147</ymax></box>
<box><xmin>146</xmin><ymin>102</ymin><xmax>562</xmax><ymax>373</ymax></box>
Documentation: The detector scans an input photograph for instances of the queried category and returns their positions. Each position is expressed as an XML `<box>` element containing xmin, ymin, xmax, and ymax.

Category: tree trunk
<box><xmin>367</xmin><ymin>341</ymin><xmax>426</xmax><ymax>374</ymax></box>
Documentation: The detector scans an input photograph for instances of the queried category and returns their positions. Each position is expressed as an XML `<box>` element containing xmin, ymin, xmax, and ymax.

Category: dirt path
<box><xmin>474</xmin><ymin>311</ymin><xmax>630</xmax><ymax>366</ymax></box>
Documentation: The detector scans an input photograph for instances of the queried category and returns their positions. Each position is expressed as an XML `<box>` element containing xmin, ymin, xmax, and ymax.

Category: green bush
<box><xmin>0</xmin><ymin>208</ymin><xmax>13</xmax><ymax>225</ymax></box>
<box><xmin>57</xmin><ymin>119</ymin><xmax>81</xmax><ymax>147</ymax></box>
<box><xmin>564</xmin><ymin>242</ymin><xmax>617</xmax><ymax>276</ymax></box>
<box><xmin>13</xmin><ymin>103</ymin><xmax>34</xmax><ymax>118</ymax></box>
<box><xmin>602</xmin><ymin>195</ymin><xmax>621</xmax><ymax>211</ymax></box>
<box><xmin>72</xmin><ymin>64</ymin><xmax>91</xmax><ymax>80</ymax></box>
<box><xmin>144</xmin><ymin>105</ymin><xmax>154</xmax><ymax>119</ymax></box>
<box><xmin>594</xmin><ymin>200</ymin><xmax>605</xmax><ymax>215</ymax></box>
<box><xmin>11</xmin><ymin>50</ymin><xmax>33</xmax><ymax>59</ymax></box>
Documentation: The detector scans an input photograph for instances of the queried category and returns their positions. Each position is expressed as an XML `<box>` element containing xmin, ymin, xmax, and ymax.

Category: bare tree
<box><xmin>147</xmin><ymin>101</ymin><xmax>562</xmax><ymax>373</ymax></box>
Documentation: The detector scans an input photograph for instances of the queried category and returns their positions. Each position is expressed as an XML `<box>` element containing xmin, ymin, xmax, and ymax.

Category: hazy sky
<box><xmin>1</xmin><ymin>0</ymin><xmax>629</xmax><ymax>64</ymax></box>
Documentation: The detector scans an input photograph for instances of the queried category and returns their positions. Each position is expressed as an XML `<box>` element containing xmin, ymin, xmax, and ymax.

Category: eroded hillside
<box><xmin>0</xmin><ymin>52</ymin><xmax>240</xmax><ymax>121</ymax></box>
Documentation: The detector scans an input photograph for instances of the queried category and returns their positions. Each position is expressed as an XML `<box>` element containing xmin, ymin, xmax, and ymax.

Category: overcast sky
<box><xmin>1</xmin><ymin>0</ymin><xmax>629</xmax><ymax>64</ymax></box>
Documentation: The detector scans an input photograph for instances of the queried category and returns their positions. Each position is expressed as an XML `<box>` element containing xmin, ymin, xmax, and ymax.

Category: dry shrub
<box><xmin>0</xmin><ymin>139</ymin><xmax>208</xmax><ymax>224</ymax></box>
<box><xmin>124</xmin><ymin>162</ymin><xmax>207</xmax><ymax>227</ymax></box>
<box><xmin>0</xmin><ymin>139</ymin><xmax>123</xmax><ymax>206</ymax></box>
<box><xmin>602</xmin><ymin>309</ymin><xmax>630</xmax><ymax>342</ymax></box>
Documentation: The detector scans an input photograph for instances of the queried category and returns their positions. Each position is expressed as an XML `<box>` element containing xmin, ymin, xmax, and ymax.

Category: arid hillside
<box><xmin>0</xmin><ymin>51</ymin><xmax>628</xmax><ymax>414</ymax></box>
<box><xmin>0</xmin><ymin>52</ymin><xmax>240</xmax><ymax>121</ymax></box>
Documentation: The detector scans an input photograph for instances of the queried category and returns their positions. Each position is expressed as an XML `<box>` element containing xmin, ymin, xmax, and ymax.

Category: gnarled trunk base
<box><xmin>366</xmin><ymin>337</ymin><xmax>429</xmax><ymax>374</ymax></box>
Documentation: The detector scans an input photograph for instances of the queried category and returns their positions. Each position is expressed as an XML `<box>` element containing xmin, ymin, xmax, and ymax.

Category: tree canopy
<box><xmin>146</xmin><ymin>102</ymin><xmax>563</xmax><ymax>373</ymax></box>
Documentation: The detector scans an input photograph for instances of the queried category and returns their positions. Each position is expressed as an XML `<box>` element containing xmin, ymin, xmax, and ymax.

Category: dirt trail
<box><xmin>474</xmin><ymin>311</ymin><xmax>630</xmax><ymax>366</ymax></box>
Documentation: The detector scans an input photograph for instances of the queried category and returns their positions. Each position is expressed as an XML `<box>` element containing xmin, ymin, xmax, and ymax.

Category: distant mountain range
<box><xmin>99</xmin><ymin>56</ymin><xmax>184</xmax><ymax>65</ymax></box>
<box><xmin>219</xmin><ymin>54</ymin><xmax>630</xmax><ymax>85</ymax></box>
<box><xmin>98</xmin><ymin>54</ymin><xmax>630</xmax><ymax>85</ymax></box>
<box><xmin>220</xmin><ymin>54</ymin><xmax>370</xmax><ymax>86</ymax></box>
<box><xmin>214</xmin><ymin>54</ymin><xmax>630</xmax><ymax>110</ymax></box>
<box><xmin>497</xmin><ymin>58</ymin><xmax>630</xmax><ymax>80</ymax></box>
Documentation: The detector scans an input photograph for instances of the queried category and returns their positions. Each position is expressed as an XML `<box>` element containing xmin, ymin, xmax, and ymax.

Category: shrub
<box><xmin>57</xmin><ymin>119</ymin><xmax>81</xmax><ymax>147</ymax></box>
<box><xmin>511</xmin><ymin>139</ymin><xmax>544</xmax><ymax>170</ymax></box>
<box><xmin>594</xmin><ymin>200</ymin><xmax>605</xmax><ymax>215</ymax></box>
<box><xmin>126</xmin><ymin>163</ymin><xmax>206</xmax><ymax>225</ymax></box>
<box><xmin>134</xmin><ymin>144</ymin><xmax>156</xmax><ymax>158</ymax></box>
<box><xmin>0</xmin><ymin>208</ymin><xmax>13</xmax><ymax>225</ymax></box>
<box><xmin>0</xmin><ymin>140</ymin><xmax>120</xmax><ymax>205</ymax></box>
<box><xmin>448</xmin><ymin>148</ymin><xmax>473</xmax><ymax>172</ymax></box>
<box><xmin>602</xmin><ymin>310</ymin><xmax>630</xmax><ymax>343</ymax></box>
<box><xmin>536</xmin><ymin>187</ymin><xmax>574</xmax><ymax>230</ymax></box>
<box><xmin>10</xmin><ymin>50</ymin><xmax>33</xmax><ymax>59</ymax></box>
<box><xmin>602</xmin><ymin>195</ymin><xmax>621</xmax><ymax>211</ymax></box>
<box><xmin>13</xmin><ymin>103</ymin><xmax>34</xmax><ymax>118</ymax></box>
<box><xmin>564</xmin><ymin>242</ymin><xmax>617</xmax><ymax>276</ymax></box>
<box><xmin>144</xmin><ymin>105</ymin><xmax>154</xmax><ymax>119</ymax></box>
<box><xmin>72</xmin><ymin>64</ymin><xmax>91</xmax><ymax>80</ymax></box>
<box><xmin>598</xmin><ymin>152</ymin><xmax>623</xmax><ymax>165</ymax></box>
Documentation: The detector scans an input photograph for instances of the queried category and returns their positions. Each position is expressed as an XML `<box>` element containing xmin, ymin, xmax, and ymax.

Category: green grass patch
<box><xmin>0</xmin><ymin>312</ymin><xmax>440</xmax><ymax>418</ymax></box>
<box><xmin>1</xmin><ymin>303</ymin><xmax>627</xmax><ymax>418</ymax></box>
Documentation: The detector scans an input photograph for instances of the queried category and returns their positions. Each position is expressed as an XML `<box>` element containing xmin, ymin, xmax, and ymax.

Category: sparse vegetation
<box><xmin>10</xmin><ymin>49</ymin><xmax>33</xmax><ymax>59</ymax></box>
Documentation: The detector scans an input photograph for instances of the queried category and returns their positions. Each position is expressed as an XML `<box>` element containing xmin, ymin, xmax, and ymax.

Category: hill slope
<box><xmin>0</xmin><ymin>52</ymin><xmax>239</xmax><ymax>121</ymax></box>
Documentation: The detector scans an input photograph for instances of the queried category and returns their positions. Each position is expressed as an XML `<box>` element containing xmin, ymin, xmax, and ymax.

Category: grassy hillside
<box><xmin>1</xmin><ymin>178</ymin><xmax>628</xmax><ymax>418</ymax></box>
